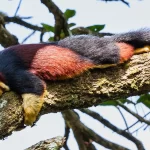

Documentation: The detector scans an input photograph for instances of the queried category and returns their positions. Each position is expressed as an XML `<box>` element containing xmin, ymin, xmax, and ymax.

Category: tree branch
<box><xmin>80</xmin><ymin>108</ymin><xmax>145</xmax><ymax>150</ymax></box>
<box><xmin>62</xmin><ymin>110</ymin><xmax>130</xmax><ymax>150</ymax></box>
<box><xmin>25</xmin><ymin>136</ymin><xmax>65</xmax><ymax>150</ymax></box>
<box><xmin>72</xmin><ymin>27</ymin><xmax>114</xmax><ymax>37</ymax></box>
<box><xmin>1</xmin><ymin>52</ymin><xmax>150</xmax><ymax>139</ymax></box>
<box><xmin>63</xmin><ymin>120</ymin><xmax>70</xmax><ymax>150</ymax></box>
<box><xmin>4</xmin><ymin>16</ymin><xmax>44</xmax><ymax>32</ymax></box>
<box><xmin>41</xmin><ymin>0</ymin><xmax>69</xmax><ymax>40</ymax></box>
<box><xmin>0</xmin><ymin>16</ymin><xmax>19</xmax><ymax>47</ymax></box>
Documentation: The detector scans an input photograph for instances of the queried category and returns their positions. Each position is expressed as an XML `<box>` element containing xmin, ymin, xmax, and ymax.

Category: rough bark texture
<box><xmin>0</xmin><ymin>16</ymin><xmax>19</xmax><ymax>48</ymax></box>
<box><xmin>25</xmin><ymin>136</ymin><xmax>65</xmax><ymax>150</ymax></box>
<box><xmin>0</xmin><ymin>52</ymin><xmax>150</xmax><ymax>139</ymax></box>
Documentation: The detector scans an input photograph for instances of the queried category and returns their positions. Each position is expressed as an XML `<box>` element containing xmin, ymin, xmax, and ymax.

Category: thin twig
<box><xmin>22</xmin><ymin>30</ymin><xmax>36</xmax><ymax>43</ymax></box>
<box><xmin>117</xmin><ymin>100</ymin><xmax>150</xmax><ymax>125</ymax></box>
<box><xmin>14</xmin><ymin>0</ymin><xmax>23</xmax><ymax>16</ymax></box>
<box><xmin>40</xmin><ymin>32</ymin><xmax>45</xmax><ymax>42</ymax></box>
<box><xmin>100</xmin><ymin>0</ymin><xmax>129</xmax><ymax>6</ymax></box>
<box><xmin>117</xmin><ymin>107</ymin><xmax>129</xmax><ymax>132</ymax></box>
<box><xmin>20</xmin><ymin>16</ymin><xmax>33</xmax><ymax>19</ymax></box>
<box><xmin>124</xmin><ymin>112</ymin><xmax>150</xmax><ymax>131</ymax></box>
<box><xmin>144</xmin><ymin>125</ymin><xmax>149</xmax><ymax>130</ymax></box>
<box><xmin>132</xmin><ymin>124</ymin><xmax>146</xmax><ymax>134</ymax></box>
<box><xmin>133</xmin><ymin>102</ymin><xmax>139</xmax><ymax>114</ymax></box>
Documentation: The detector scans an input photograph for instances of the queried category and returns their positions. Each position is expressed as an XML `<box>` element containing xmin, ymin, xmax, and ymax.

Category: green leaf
<box><xmin>100</xmin><ymin>99</ymin><xmax>127</xmax><ymax>106</ymax></box>
<box><xmin>41</xmin><ymin>23</ymin><xmax>54</xmax><ymax>32</ymax></box>
<box><xmin>48</xmin><ymin>37</ymin><xmax>54</xmax><ymax>41</ymax></box>
<box><xmin>137</xmin><ymin>94</ymin><xmax>150</xmax><ymax>109</ymax></box>
<box><xmin>68</xmin><ymin>23</ymin><xmax>76</xmax><ymax>28</ymax></box>
<box><xmin>64</xmin><ymin>9</ymin><xmax>76</xmax><ymax>20</ymax></box>
<box><xmin>86</xmin><ymin>24</ymin><xmax>105</xmax><ymax>32</ymax></box>
<box><xmin>100</xmin><ymin>100</ymin><xmax>118</xmax><ymax>106</ymax></box>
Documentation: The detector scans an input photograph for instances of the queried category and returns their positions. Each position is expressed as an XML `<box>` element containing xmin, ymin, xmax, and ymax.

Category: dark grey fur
<box><xmin>58</xmin><ymin>29</ymin><xmax>150</xmax><ymax>64</ymax></box>
<box><xmin>112</xmin><ymin>29</ymin><xmax>150</xmax><ymax>48</ymax></box>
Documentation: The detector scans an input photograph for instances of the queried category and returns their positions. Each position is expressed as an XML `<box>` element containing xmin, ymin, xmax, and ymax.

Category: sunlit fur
<box><xmin>22</xmin><ymin>90</ymin><xmax>47</xmax><ymax>126</ymax></box>
<box><xmin>0</xmin><ymin>82</ymin><xmax>10</xmax><ymax>96</ymax></box>
<box><xmin>28</xmin><ymin>46</ymin><xmax>95</xmax><ymax>80</ymax></box>
<box><xmin>134</xmin><ymin>45</ymin><xmax>150</xmax><ymax>54</ymax></box>
<box><xmin>0</xmin><ymin>82</ymin><xmax>10</xmax><ymax>92</ymax></box>
<box><xmin>116</xmin><ymin>42</ymin><xmax>134</xmax><ymax>63</ymax></box>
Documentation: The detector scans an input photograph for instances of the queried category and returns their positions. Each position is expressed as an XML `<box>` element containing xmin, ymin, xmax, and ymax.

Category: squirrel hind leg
<box><xmin>22</xmin><ymin>90</ymin><xmax>48</xmax><ymax>126</ymax></box>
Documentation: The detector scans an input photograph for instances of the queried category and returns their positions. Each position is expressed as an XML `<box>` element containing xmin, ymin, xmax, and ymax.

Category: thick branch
<box><xmin>41</xmin><ymin>0</ymin><xmax>69</xmax><ymax>40</ymax></box>
<box><xmin>62</xmin><ymin>110</ymin><xmax>130</xmax><ymax>150</ymax></box>
<box><xmin>63</xmin><ymin>120</ymin><xmax>70</xmax><ymax>150</ymax></box>
<box><xmin>0</xmin><ymin>16</ymin><xmax>19</xmax><ymax>47</ymax></box>
<box><xmin>1</xmin><ymin>52</ymin><xmax>150</xmax><ymax>139</ymax></box>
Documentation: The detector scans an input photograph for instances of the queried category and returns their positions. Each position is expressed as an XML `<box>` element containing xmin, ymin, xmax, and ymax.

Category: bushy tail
<box><xmin>112</xmin><ymin>29</ymin><xmax>150</xmax><ymax>48</ymax></box>
<box><xmin>58</xmin><ymin>29</ymin><xmax>150</xmax><ymax>64</ymax></box>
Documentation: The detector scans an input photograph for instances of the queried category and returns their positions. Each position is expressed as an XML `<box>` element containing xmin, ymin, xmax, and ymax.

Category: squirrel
<box><xmin>0</xmin><ymin>29</ymin><xmax>150</xmax><ymax>125</ymax></box>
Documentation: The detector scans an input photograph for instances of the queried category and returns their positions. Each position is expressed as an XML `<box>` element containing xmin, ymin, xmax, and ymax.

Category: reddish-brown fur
<box><xmin>116</xmin><ymin>42</ymin><xmax>134</xmax><ymax>63</ymax></box>
<box><xmin>13</xmin><ymin>44</ymin><xmax>95</xmax><ymax>80</ymax></box>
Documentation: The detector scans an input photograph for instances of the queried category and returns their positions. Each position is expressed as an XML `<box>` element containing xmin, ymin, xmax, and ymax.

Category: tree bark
<box><xmin>0</xmin><ymin>16</ymin><xmax>19</xmax><ymax>47</ymax></box>
<box><xmin>0</xmin><ymin>52</ymin><xmax>150</xmax><ymax>139</ymax></box>
<box><xmin>25</xmin><ymin>136</ymin><xmax>65</xmax><ymax>150</ymax></box>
